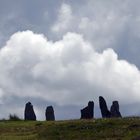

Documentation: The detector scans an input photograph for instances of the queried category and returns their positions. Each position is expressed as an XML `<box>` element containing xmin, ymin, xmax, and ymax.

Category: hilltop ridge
<box><xmin>0</xmin><ymin>117</ymin><xmax>140</xmax><ymax>140</ymax></box>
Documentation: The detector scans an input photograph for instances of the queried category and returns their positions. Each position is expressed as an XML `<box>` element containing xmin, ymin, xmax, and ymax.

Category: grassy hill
<box><xmin>0</xmin><ymin>118</ymin><xmax>140</xmax><ymax>140</ymax></box>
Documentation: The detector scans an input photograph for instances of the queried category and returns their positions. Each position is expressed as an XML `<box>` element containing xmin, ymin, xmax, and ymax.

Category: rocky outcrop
<box><xmin>110</xmin><ymin>101</ymin><xmax>122</xmax><ymax>118</ymax></box>
<box><xmin>81</xmin><ymin>101</ymin><xmax>94</xmax><ymax>119</ymax></box>
<box><xmin>45</xmin><ymin>106</ymin><xmax>55</xmax><ymax>121</ymax></box>
<box><xmin>99</xmin><ymin>96</ymin><xmax>111</xmax><ymax>118</ymax></box>
<box><xmin>24</xmin><ymin>102</ymin><xmax>36</xmax><ymax>120</ymax></box>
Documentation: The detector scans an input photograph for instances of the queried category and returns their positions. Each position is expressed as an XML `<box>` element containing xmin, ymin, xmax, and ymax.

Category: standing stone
<box><xmin>45</xmin><ymin>106</ymin><xmax>55</xmax><ymax>121</ymax></box>
<box><xmin>110</xmin><ymin>101</ymin><xmax>122</xmax><ymax>118</ymax></box>
<box><xmin>24</xmin><ymin>102</ymin><xmax>36</xmax><ymax>121</ymax></box>
<box><xmin>88</xmin><ymin>101</ymin><xmax>94</xmax><ymax>118</ymax></box>
<box><xmin>81</xmin><ymin>101</ymin><xmax>94</xmax><ymax>119</ymax></box>
<box><xmin>99</xmin><ymin>96</ymin><xmax>111</xmax><ymax>118</ymax></box>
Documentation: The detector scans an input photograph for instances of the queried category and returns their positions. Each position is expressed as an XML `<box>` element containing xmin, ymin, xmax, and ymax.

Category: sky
<box><xmin>0</xmin><ymin>0</ymin><xmax>140</xmax><ymax>120</ymax></box>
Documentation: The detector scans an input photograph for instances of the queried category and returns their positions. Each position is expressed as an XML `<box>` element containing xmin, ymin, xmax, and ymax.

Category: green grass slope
<box><xmin>0</xmin><ymin>118</ymin><xmax>140</xmax><ymax>140</ymax></box>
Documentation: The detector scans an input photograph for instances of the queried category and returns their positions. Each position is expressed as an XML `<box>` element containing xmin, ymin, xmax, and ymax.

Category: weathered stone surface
<box><xmin>24</xmin><ymin>102</ymin><xmax>36</xmax><ymax>120</ymax></box>
<box><xmin>45</xmin><ymin>106</ymin><xmax>55</xmax><ymax>121</ymax></box>
<box><xmin>81</xmin><ymin>101</ymin><xmax>94</xmax><ymax>119</ymax></box>
<box><xmin>99</xmin><ymin>96</ymin><xmax>111</xmax><ymax>118</ymax></box>
<box><xmin>110</xmin><ymin>101</ymin><xmax>122</xmax><ymax>118</ymax></box>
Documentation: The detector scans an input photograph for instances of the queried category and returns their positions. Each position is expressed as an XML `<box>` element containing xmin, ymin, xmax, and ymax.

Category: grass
<box><xmin>0</xmin><ymin>117</ymin><xmax>140</xmax><ymax>139</ymax></box>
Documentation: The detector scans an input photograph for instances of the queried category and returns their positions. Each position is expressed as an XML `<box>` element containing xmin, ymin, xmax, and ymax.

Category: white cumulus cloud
<box><xmin>0</xmin><ymin>30</ymin><xmax>140</xmax><ymax>108</ymax></box>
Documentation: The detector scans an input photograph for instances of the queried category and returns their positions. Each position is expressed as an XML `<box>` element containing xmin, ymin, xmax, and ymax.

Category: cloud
<box><xmin>1</xmin><ymin>0</ymin><xmax>140</xmax><ymax>68</ymax></box>
<box><xmin>49</xmin><ymin>1</ymin><xmax>140</xmax><ymax>69</ymax></box>
<box><xmin>51</xmin><ymin>3</ymin><xmax>73</xmax><ymax>33</ymax></box>
<box><xmin>52</xmin><ymin>1</ymin><xmax>134</xmax><ymax>50</ymax></box>
<box><xmin>0</xmin><ymin>30</ymin><xmax>140</xmax><ymax>109</ymax></box>
<box><xmin>1</xmin><ymin>0</ymin><xmax>140</xmax><ymax>119</ymax></box>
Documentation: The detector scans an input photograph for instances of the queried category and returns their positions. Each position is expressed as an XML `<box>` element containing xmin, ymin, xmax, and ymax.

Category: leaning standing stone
<box><xmin>99</xmin><ymin>96</ymin><xmax>111</xmax><ymax>118</ymax></box>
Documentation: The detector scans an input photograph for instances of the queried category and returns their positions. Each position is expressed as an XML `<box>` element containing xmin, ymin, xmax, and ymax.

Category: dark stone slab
<box><xmin>24</xmin><ymin>102</ymin><xmax>36</xmax><ymax>121</ymax></box>
<box><xmin>110</xmin><ymin>101</ymin><xmax>122</xmax><ymax>118</ymax></box>
<box><xmin>45</xmin><ymin>106</ymin><xmax>55</xmax><ymax>121</ymax></box>
<box><xmin>81</xmin><ymin>101</ymin><xmax>94</xmax><ymax>119</ymax></box>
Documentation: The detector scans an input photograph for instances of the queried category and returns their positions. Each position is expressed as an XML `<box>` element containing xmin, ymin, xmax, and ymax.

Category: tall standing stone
<box><xmin>24</xmin><ymin>102</ymin><xmax>36</xmax><ymax>121</ymax></box>
<box><xmin>81</xmin><ymin>101</ymin><xmax>94</xmax><ymax>119</ymax></box>
<box><xmin>88</xmin><ymin>101</ymin><xmax>94</xmax><ymax>118</ymax></box>
<box><xmin>45</xmin><ymin>106</ymin><xmax>55</xmax><ymax>121</ymax></box>
<box><xmin>110</xmin><ymin>101</ymin><xmax>122</xmax><ymax>118</ymax></box>
<box><xmin>99</xmin><ymin>96</ymin><xmax>111</xmax><ymax>118</ymax></box>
